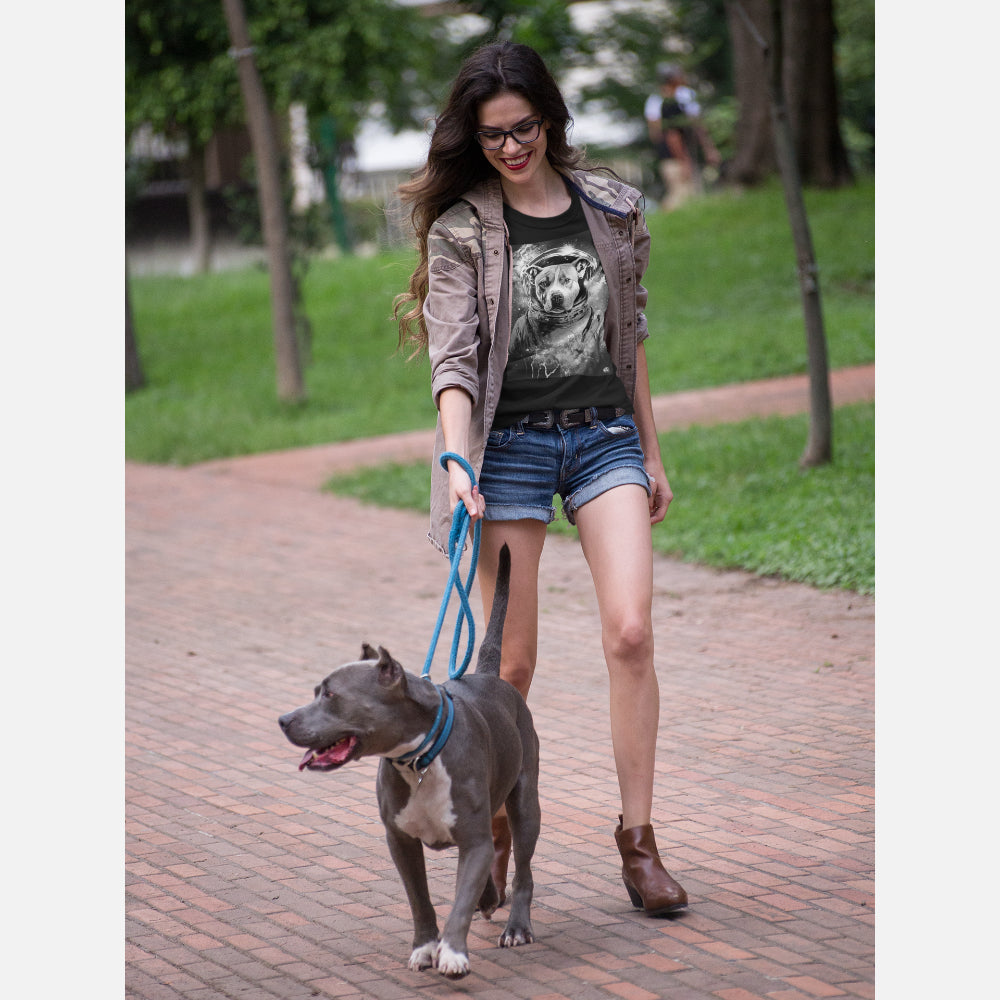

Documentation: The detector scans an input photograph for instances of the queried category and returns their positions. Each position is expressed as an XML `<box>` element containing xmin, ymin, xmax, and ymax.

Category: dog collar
<box><xmin>391</xmin><ymin>685</ymin><xmax>455</xmax><ymax>775</ymax></box>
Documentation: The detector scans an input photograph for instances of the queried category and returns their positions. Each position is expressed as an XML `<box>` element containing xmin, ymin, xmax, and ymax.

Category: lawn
<box><xmin>126</xmin><ymin>179</ymin><xmax>873</xmax><ymax>464</ymax></box>
<box><xmin>126</xmin><ymin>178</ymin><xmax>874</xmax><ymax>592</ymax></box>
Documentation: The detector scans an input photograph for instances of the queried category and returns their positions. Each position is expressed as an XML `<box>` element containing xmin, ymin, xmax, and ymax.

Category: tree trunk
<box><xmin>220</xmin><ymin>0</ymin><xmax>305</xmax><ymax>403</ymax></box>
<box><xmin>783</xmin><ymin>0</ymin><xmax>853</xmax><ymax>188</ymax></box>
<box><xmin>727</xmin><ymin>0</ymin><xmax>775</xmax><ymax>185</ymax></box>
<box><xmin>765</xmin><ymin>1</ymin><xmax>832</xmax><ymax>467</ymax></box>
<box><xmin>125</xmin><ymin>267</ymin><xmax>145</xmax><ymax>393</ymax></box>
<box><xmin>186</xmin><ymin>142</ymin><xmax>212</xmax><ymax>274</ymax></box>
<box><xmin>726</xmin><ymin>0</ymin><xmax>853</xmax><ymax>188</ymax></box>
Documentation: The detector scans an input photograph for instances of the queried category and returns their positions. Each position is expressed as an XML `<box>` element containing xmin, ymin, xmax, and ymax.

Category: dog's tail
<box><xmin>475</xmin><ymin>543</ymin><xmax>510</xmax><ymax>677</ymax></box>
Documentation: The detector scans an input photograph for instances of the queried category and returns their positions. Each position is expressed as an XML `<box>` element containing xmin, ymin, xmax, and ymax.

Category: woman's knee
<box><xmin>500</xmin><ymin>653</ymin><xmax>535</xmax><ymax>699</ymax></box>
<box><xmin>603</xmin><ymin>615</ymin><xmax>654</xmax><ymax>670</ymax></box>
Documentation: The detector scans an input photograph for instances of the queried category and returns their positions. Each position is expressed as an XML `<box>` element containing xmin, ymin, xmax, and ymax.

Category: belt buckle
<box><xmin>558</xmin><ymin>408</ymin><xmax>586</xmax><ymax>428</ymax></box>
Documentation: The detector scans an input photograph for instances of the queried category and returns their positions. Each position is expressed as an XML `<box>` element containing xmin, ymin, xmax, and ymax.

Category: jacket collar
<box><xmin>458</xmin><ymin>168</ymin><xmax>641</xmax><ymax>224</ymax></box>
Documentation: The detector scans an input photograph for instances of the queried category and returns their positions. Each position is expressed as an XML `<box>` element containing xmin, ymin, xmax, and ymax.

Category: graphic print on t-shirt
<box><xmin>507</xmin><ymin>238</ymin><xmax>615</xmax><ymax>381</ymax></box>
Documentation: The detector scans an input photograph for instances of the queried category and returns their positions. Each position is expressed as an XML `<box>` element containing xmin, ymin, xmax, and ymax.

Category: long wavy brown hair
<box><xmin>393</xmin><ymin>41</ymin><xmax>585</xmax><ymax>355</ymax></box>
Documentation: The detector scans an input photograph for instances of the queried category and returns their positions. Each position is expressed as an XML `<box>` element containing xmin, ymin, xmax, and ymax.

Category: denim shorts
<box><xmin>479</xmin><ymin>415</ymin><xmax>651</xmax><ymax>525</ymax></box>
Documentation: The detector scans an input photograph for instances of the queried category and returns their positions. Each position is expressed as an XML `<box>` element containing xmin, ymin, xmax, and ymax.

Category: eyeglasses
<box><xmin>474</xmin><ymin>119</ymin><xmax>544</xmax><ymax>150</ymax></box>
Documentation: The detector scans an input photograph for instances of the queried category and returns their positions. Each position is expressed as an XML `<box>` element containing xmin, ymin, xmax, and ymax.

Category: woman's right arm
<box><xmin>425</xmin><ymin>217</ymin><xmax>486</xmax><ymax>522</ymax></box>
<box><xmin>439</xmin><ymin>387</ymin><xmax>485</xmax><ymax>521</ymax></box>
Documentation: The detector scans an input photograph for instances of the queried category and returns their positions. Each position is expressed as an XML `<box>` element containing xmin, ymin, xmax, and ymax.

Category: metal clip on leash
<box><xmin>421</xmin><ymin>452</ymin><xmax>481</xmax><ymax>681</ymax></box>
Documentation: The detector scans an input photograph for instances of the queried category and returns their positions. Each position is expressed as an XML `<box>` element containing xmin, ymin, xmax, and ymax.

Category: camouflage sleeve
<box><xmin>425</xmin><ymin>213</ymin><xmax>484</xmax><ymax>408</ymax></box>
<box><xmin>633</xmin><ymin>208</ymin><xmax>651</xmax><ymax>345</ymax></box>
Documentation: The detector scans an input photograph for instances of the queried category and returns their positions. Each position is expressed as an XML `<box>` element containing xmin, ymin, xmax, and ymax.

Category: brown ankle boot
<box><xmin>614</xmin><ymin>815</ymin><xmax>688</xmax><ymax>916</ymax></box>
<box><xmin>491</xmin><ymin>814</ymin><xmax>512</xmax><ymax>907</ymax></box>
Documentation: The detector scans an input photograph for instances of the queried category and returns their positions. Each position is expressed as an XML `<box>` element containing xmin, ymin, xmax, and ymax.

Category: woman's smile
<box><xmin>477</xmin><ymin>92</ymin><xmax>549</xmax><ymax>187</ymax></box>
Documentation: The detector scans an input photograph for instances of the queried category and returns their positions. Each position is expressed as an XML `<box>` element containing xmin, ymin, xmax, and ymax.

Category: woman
<box><xmin>394</xmin><ymin>41</ymin><xmax>687</xmax><ymax>917</ymax></box>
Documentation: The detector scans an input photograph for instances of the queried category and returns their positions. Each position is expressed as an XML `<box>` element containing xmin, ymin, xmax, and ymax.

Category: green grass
<box><xmin>642</xmin><ymin>182</ymin><xmax>875</xmax><ymax>393</ymax></box>
<box><xmin>126</xmin><ymin>179</ymin><xmax>874</xmax><ymax>593</ymax></box>
<box><xmin>126</xmin><ymin>179</ymin><xmax>873</xmax><ymax>464</ymax></box>
<box><xmin>324</xmin><ymin>402</ymin><xmax>874</xmax><ymax>595</ymax></box>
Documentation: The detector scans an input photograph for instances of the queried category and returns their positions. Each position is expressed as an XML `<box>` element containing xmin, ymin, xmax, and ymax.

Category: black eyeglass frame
<box><xmin>474</xmin><ymin>119</ymin><xmax>544</xmax><ymax>150</ymax></box>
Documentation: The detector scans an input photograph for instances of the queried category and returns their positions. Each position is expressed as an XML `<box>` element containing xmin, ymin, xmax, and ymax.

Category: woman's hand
<box><xmin>645</xmin><ymin>458</ymin><xmax>672</xmax><ymax>525</ymax></box>
<box><xmin>448</xmin><ymin>460</ymin><xmax>486</xmax><ymax>522</ymax></box>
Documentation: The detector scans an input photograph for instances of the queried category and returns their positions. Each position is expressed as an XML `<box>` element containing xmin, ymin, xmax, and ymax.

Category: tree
<box><xmin>726</xmin><ymin>0</ymin><xmax>852</xmax><ymax>188</ymax></box>
<box><xmin>126</xmin><ymin>0</ymin><xmax>239</xmax><ymax>272</ymax></box>
<box><xmin>732</xmin><ymin>0</ymin><xmax>833</xmax><ymax>467</ymax></box>
<box><xmin>126</xmin><ymin>0</ymin><xmax>449</xmax><ymax>401</ymax></box>
<box><xmin>454</xmin><ymin>0</ymin><xmax>583</xmax><ymax>70</ymax></box>
<box><xmin>221</xmin><ymin>0</ymin><xmax>305</xmax><ymax>402</ymax></box>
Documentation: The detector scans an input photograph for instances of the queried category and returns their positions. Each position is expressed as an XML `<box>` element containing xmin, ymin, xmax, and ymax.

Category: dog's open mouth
<box><xmin>298</xmin><ymin>735</ymin><xmax>360</xmax><ymax>771</ymax></box>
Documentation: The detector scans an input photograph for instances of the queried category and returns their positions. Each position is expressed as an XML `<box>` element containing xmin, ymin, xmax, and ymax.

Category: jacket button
<box><xmin>493</xmin><ymin>249</ymin><xmax>499</xmax><ymax>255</ymax></box>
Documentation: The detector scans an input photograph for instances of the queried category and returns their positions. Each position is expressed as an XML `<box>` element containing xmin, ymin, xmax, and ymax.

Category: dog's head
<box><xmin>278</xmin><ymin>643</ymin><xmax>411</xmax><ymax>771</ymax></box>
<box><xmin>523</xmin><ymin>249</ymin><xmax>598</xmax><ymax>316</ymax></box>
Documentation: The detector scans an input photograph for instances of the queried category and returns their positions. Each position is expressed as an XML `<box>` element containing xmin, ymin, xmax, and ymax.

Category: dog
<box><xmin>278</xmin><ymin>546</ymin><xmax>540</xmax><ymax>979</ymax></box>
<box><xmin>509</xmin><ymin>249</ymin><xmax>609</xmax><ymax>379</ymax></box>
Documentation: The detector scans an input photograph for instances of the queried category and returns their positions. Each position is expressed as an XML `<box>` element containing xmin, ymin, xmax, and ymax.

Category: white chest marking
<box><xmin>392</xmin><ymin>761</ymin><xmax>456</xmax><ymax>846</ymax></box>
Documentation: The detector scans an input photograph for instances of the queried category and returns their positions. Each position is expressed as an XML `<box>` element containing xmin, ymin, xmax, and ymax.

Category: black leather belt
<box><xmin>521</xmin><ymin>406</ymin><xmax>628</xmax><ymax>429</ymax></box>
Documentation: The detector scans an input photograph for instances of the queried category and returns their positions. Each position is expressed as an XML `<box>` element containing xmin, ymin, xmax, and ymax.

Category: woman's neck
<box><xmin>500</xmin><ymin>161</ymin><xmax>571</xmax><ymax>218</ymax></box>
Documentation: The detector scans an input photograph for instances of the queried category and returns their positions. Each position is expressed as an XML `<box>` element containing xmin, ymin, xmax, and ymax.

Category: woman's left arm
<box><xmin>632</xmin><ymin>341</ymin><xmax>672</xmax><ymax>525</ymax></box>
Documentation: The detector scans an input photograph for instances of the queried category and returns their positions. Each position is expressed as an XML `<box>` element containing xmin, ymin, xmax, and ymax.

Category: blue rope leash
<box><xmin>421</xmin><ymin>452</ymin><xmax>481</xmax><ymax>681</ymax></box>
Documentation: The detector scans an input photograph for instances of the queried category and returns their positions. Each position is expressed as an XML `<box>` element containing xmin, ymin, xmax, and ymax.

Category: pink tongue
<box><xmin>298</xmin><ymin>736</ymin><xmax>357</xmax><ymax>770</ymax></box>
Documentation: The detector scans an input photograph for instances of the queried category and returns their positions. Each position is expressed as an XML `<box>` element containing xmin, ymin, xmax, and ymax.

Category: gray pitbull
<box><xmin>278</xmin><ymin>545</ymin><xmax>540</xmax><ymax>979</ymax></box>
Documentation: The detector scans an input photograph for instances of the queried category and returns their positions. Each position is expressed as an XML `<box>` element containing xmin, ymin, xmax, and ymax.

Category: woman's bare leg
<box><xmin>477</xmin><ymin>519</ymin><xmax>548</xmax><ymax>699</ymax></box>
<box><xmin>574</xmin><ymin>484</ymin><xmax>659</xmax><ymax>830</ymax></box>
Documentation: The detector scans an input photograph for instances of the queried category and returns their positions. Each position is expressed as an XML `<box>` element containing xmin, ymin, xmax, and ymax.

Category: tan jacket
<box><xmin>425</xmin><ymin>167</ymin><xmax>652</xmax><ymax>553</ymax></box>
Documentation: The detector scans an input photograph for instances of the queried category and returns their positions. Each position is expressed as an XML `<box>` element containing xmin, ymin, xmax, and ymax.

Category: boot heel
<box><xmin>623</xmin><ymin>879</ymin><xmax>644</xmax><ymax>909</ymax></box>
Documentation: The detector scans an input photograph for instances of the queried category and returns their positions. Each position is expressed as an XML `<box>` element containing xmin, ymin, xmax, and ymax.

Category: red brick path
<box><xmin>126</xmin><ymin>368</ymin><xmax>874</xmax><ymax>999</ymax></box>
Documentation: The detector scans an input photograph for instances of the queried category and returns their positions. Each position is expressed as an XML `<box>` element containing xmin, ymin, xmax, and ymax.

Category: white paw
<box><xmin>408</xmin><ymin>941</ymin><xmax>437</xmax><ymax>972</ymax></box>
<box><xmin>435</xmin><ymin>941</ymin><xmax>470</xmax><ymax>978</ymax></box>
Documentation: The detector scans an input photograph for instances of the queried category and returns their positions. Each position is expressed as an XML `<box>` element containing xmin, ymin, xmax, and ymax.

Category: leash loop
<box><xmin>422</xmin><ymin>452</ymin><xmax>481</xmax><ymax>681</ymax></box>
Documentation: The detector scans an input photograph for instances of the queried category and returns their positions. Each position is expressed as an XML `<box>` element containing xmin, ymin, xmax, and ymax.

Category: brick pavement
<box><xmin>126</xmin><ymin>368</ymin><xmax>874</xmax><ymax>999</ymax></box>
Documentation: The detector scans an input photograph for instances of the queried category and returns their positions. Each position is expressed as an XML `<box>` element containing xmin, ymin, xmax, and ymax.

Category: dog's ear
<box><xmin>375</xmin><ymin>646</ymin><xmax>406</xmax><ymax>690</ymax></box>
<box><xmin>361</xmin><ymin>642</ymin><xmax>378</xmax><ymax>661</ymax></box>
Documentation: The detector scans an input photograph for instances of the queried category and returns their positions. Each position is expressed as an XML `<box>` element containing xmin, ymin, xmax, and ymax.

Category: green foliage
<box><xmin>247</xmin><ymin>0</ymin><xmax>449</xmax><ymax>135</ymax></box>
<box><xmin>126</xmin><ymin>250</ymin><xmax>430</xmax><ymax>463</ymax></box>
<box><xmin>325</xmin><ymin>403</ymin><xmax>875</xmax><ymax>594</ymax></box>
<box><xmin>126</xmin><ymin>179</ymin><xmax>873</xmax><ymax>465</ymax></box>
<box><xmin>575</xmin><ymin>0</ymin><xmax>874</xmax><ymax>178</ymax></box>
<box><xmin>456</xmin><ymin>1</ymin><xmax>584</xmax><ymax>71</ymax></box>
<box><xmin>642</xmin><ymin>179</ymin><xmax>874</xmax><ymax>392</ymax></box>
<box><xmin>835</xmin><ymin>0</ymin><xmax>876</xmax><ymax>171</ymax></box>
<box><xmin>125</xmin><ymin>0</ymin><xmax>240</xmax><ymax>145</ymax></box>
<box><xmin>126</xmin><ymin>0</ymin><xmax>452</xmax><ymax>174</ymax></box>
<box><xmin>651</xmin><ymin>402</ymin><xmax>873</xmax><ymax>593</ymax></box>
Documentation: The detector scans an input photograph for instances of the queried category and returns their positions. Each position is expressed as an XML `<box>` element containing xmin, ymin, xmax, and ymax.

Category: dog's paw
<box><xmin>407</xmin><ymin>941</ymin><xmax>437</xmax><ymax>972</ymax></box>
<box><xmin>435</xmin><ymin>941</ymin><xmax>470</xmax><ymax>979</ymax></box>
<box><xmin>477</xmin><ymin>877</ymin><xmax>500</xmax><ymax>919</ymax></box>
<box><xmin>498</xmin><ymin>922</ymin><xmax>534</xmax><ymax>948</ymax></box>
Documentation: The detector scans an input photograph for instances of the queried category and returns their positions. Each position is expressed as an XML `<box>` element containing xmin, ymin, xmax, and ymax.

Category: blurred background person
<box><xmin>644</xmin><ymin>65</ymin><xmax>720</xmax><ymax>211</ymax></box>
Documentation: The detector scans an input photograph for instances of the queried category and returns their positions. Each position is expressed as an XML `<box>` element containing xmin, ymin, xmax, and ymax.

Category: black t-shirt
<box><xmin>492</xmin><ymin>191</ymin><xmax>631</xmax><ymax>430</ymax></box>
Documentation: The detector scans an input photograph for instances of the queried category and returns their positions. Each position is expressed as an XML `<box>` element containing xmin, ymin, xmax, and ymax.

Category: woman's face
<box><xmin>476</xmin><ymin>92</ymin><xmax>549</xmax><ymax>188</ymax></box>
